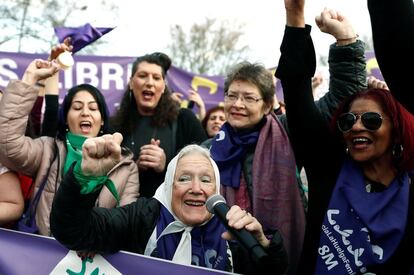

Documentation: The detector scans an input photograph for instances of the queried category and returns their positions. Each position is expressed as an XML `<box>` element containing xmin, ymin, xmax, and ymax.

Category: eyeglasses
<box><xmin>224</xmin><ymin>93</ymin><xmax>263</xmax><ymax>105</ymax></box>
<box><xmin>337</xmin><ymin>112</ymin><xmax>384</xmax><ymax>133</ymax></box>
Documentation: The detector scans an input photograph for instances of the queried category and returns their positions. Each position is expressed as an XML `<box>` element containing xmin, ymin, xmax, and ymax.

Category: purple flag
<box><xmin>0</xmin><ymin>228</ymin><xmax>231</xmax><ymax>274</ymax></box>
<box><xmin>54</xmin><ymin>23</ymin><xmax>114</xmax><ymax>53</ymax></box>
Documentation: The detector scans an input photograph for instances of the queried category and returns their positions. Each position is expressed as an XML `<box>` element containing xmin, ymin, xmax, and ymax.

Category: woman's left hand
<box><xmin>221</xmin><ymin>205</ymin><xmax>270</xmax><ymax>248</ymax></box>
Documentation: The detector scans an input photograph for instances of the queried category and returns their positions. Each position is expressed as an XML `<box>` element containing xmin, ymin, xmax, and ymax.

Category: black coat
<box><xmin>277</xmin><ymin>25</ymin><xmax>414</xmax><ymax>275</ymax></box>
<box><xmin>50</xmin><ymin>165</ymin><xmax>288</xmax><ymax>275</ymax></box>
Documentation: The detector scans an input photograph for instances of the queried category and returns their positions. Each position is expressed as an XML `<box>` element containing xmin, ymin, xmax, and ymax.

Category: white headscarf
<box><xmin>144</xmin><ymin>145</ymin><xmax>221</xmax><ymax>266</ymax></box>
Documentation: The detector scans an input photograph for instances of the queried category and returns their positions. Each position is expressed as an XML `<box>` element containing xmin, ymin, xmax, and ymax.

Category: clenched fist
<box><xmin>81</xmin><ymin>133</ymin><xmax>123</xmax><ymax>176</ymax></box>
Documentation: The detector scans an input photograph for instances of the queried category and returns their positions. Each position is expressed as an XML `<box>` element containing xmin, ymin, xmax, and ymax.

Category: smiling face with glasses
<box><xmin>340</xmin><ymin>98</ymin><xmax>394</xmax><ymax>163</ymax></box>
<box><xmin>224</xmin><ymin>80</ymin><xmax>272</xmax><ymax>130</ymax></box>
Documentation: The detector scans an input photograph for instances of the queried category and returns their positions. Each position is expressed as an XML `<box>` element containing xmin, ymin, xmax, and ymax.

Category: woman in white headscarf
<box><xmin>51</xmin><ymin>139</ymin><xmax>287</xmax><ymax>274</ymax></box>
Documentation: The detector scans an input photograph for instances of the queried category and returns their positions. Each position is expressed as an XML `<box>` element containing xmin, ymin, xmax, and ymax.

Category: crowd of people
<box><xmin>0</xmin><ymin>0</ymin><xmax>413</xmax><ymax>274</ymax></box>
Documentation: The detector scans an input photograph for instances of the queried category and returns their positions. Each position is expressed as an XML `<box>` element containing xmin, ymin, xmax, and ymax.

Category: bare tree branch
<box><xmin>168</xmin><ymin>18</ymin><xmax>250</xmax><ymax>75</ymax></box>
<box><xmin>0</xmin><ymin>0</ymin><xmax>118</xmax><ymax>53</ymax></box>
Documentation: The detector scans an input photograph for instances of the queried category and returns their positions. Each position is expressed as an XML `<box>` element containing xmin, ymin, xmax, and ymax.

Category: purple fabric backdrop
<box><xmin>0</xmin><ymin>228</ymin><xmax>231</xmax><ymax>275</ymax></box>
<box><xmin>0</xmin><ymin>51</ymin><xmax>383</xmax><ymax>115</ymax></box>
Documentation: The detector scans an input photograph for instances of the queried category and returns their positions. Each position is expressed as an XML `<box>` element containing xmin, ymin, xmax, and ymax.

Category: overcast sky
<box><xmin>0</xmin><ymin>0</ymin><xmax>372</xmax><ymax>70</ymax></box>
<box><xmin>92</xmin><ymin>0</ymin><xmax>372</xmax><ymax>69</ymax></box>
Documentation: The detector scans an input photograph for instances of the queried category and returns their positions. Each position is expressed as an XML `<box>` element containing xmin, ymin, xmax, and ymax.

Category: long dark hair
<box><xmin>332</xmin><ymin>88</ymin><xmax>414</xmax><ymax>171</ymax></box>
<box><xmin>57</xmin><ymin>84</ymin><xmax>110</xmax><ymax>140</ymax></box>
<box><xmin>110</xmin><ymin>52</ymin><xmax>179</xmax><ymax>136</ymax></box>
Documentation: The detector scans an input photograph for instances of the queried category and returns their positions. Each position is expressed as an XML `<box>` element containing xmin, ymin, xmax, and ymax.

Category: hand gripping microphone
<box><xmin>206</xmin><ymin>194</ymin><xmax>269</xmax><ymax>263</ymax></box>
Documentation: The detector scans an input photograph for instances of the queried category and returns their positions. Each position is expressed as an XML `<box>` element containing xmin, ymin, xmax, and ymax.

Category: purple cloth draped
<box><xmin>54</xmin><ymin>23</ymin><xmax>114</xmax><ymax>53</ymax></box>
<box><xmin>156</xmin><ymin>206</ymin><xmax>228</xmax><ymax>271</ymax></box>
<box><xmin>220</xmin><ymin>112</ymin><xmax>305</xmax><ymax>274</ymax></box>
<box><xmin>0</xmin><ymin>228</ymin><xmax>227</xmax><ymax>274</ymax></box>
<box><xmin>210</xmin><ymin>121</ymin><xmax>260</xmax><ymax>187</ymax></box>
<box><xmin>315</xmin><ymin>159</ymin><xmax>409</xmax><ymax>274</ymax></box>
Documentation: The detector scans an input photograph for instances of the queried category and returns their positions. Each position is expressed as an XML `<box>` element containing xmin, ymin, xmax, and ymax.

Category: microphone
<box><xmin>206</xmin><ymin>194</ymin><xmax>269</xmax><ymax>263</ymax></box>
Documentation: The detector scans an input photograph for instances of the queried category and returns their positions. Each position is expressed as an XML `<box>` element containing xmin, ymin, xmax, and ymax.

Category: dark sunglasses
<box><xmin>337</xmin><ymin>112</ymin><xmax>384</xmax><ymax>133</ymax></box>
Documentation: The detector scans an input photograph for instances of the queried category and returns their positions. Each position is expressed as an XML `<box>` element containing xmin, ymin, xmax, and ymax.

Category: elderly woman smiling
<box><xmin>202</xmin><ymin>62</ymin><xmax>307</xmax><ymax>274</ymax></box>
<box><xmin>51</xmin><ymin>142</ymin><xmax>288</xmax><ymax>274</ymax></box>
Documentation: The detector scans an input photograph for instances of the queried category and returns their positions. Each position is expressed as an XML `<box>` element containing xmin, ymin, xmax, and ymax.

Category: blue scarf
<box><xmin>210</xmin><ymin>121</ymin><xmax>262</xmax><ymax>188</ymax></box>
<box><xmin>315</xmin><ymin>159</ymin><xmax>409</xmax><ymax>274</ymax></box>
<box><xmin>156</xmin><ymin>206</ymin><xmax>228</xmax><ymax>270</ymax></box>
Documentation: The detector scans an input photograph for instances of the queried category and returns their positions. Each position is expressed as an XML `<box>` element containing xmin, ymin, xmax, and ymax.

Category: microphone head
<box><xmin>206</xmin><ymin>194</ymin><xmax>226</xmax><ymax>214</ymax></box>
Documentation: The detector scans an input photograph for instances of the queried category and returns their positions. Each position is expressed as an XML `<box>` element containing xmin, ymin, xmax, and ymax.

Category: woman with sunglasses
<box><xmin>277</xmin><ymin>0</ymin><xmax>414</xmax><ymax>274</ymax></box>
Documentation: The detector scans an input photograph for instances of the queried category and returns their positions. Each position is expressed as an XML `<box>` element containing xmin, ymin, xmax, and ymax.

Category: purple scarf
<box><xmin>156</xmin><ymin>206</ymin><xmax>228</xmax><ymax>270</ymax></box>
<box><xmin>315</xmin><ymin>159</ymin><xmax>410</xmax><ymax>274</ymax></box>
<box><xmin>210</xmin><ymin>121</ymin><xmax>261</xmax><ymax>187</ymax></box>
<box><xmin>217</xmin><ymin>113</ymin><xmax>305</xmax><ymax>273</ymax></box>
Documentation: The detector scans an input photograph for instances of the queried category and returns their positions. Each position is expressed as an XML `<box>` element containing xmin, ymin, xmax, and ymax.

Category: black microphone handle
<box><xmin>214</xmin><ymin>202</ymin><xmax>269</xmax><ymax>263</ymax></box>
<box><xmin>187</xmin><ymin>100</ymin><xmax>195</xmax><ymax>109</ymax></box>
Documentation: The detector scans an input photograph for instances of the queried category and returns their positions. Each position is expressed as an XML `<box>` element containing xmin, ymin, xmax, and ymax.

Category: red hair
<box><xmin>332</xmin><ymin>88</ymin><xmax>414</xmax><ymax>171</ymax></box>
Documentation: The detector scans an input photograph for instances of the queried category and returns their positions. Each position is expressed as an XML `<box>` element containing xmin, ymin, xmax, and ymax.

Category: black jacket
<box><xmin>277</xmin><ymin>25</ymin><xmax>414</xmax><ymax>275</ymax></box>
<box><xmin>51</xmin><ymin>165</ymin><xmax>288</xmax><ymax>275</ymax></box>
<box><xmin>368</xmin><ymin>0</ymin><xmax>414</xmax><ymax>114</ymax></box>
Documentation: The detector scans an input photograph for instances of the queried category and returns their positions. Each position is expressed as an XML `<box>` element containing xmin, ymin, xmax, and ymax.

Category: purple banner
<box><xmin>0</xmin><ymin>51</ymin><xmax>383</xmax><ymax>115</ymax></box>
<box><xmin>168</xmin><ymin>65</ymin><xmax>225</xmax><ymax>111</ymax></box>
<box><xmin>0</xmin><ymin>228</ymin><xmax>231</xmax><ymax>275</ymax></box>
<box><xmin>0</xmin><ymin>51</ymin><xmax>229</xmax><ymax>115</ymax></box>
<box><xmin>365</xmin><ymin>51</ymin><xmax>384</xmax><ymax>81</ymax></box>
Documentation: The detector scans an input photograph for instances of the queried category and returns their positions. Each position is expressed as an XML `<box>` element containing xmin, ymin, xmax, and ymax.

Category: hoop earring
<box><xmin>392</xmin><ymin>144</ymin><xmax>403</xmax><ymax>158</ymax></box>
<box><xmin>100</xmin><ymin>123</ymin><xmax>104</xmax><ymax>135</ymax></box>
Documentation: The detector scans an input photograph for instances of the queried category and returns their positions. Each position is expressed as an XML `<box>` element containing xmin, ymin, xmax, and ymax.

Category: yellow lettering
<box><xmin>191</xmin><ymin>76</ymin><xmax>218</xmax><ymax>95</ymax></box>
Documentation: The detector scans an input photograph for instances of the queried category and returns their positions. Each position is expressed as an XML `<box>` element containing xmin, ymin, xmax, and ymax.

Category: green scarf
<box><xmin>64</xmin><ymin>132</ymin><xmax>120</xmax><ymax>205</ymax></box>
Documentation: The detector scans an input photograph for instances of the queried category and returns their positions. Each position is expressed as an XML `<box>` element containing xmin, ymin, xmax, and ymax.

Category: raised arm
<box><xmin>277</xmin><ymin>0</ymin><xmax>318</xmax><ymax>161</ymax></box>
<box><xmin>314</xmin><ymin>8</ymin><xmax>367</xmax><ymax>122</ymax></box>
<box><xmin>368</xmin><ymin>0</ymin><xmax>414</xmax><ymax>113</ymax></box>
<box><xmin>51</xmin><ymin>133</ymin><xmax>152</xmax><ymax>254</ymax></box>
<box><xmin>277</xmin><ymin>2</ymin><xmax>345</xmax><ymax>171</ymax></box>
<box><xmin>0</xmin><ymin>60</ymin><xmax>60</xmax><ymax>176</ymax></box>
<box><xmin>42</xmin><ymin>39</ymin><xmax>73</xmax><ymax>137</ymax></box>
